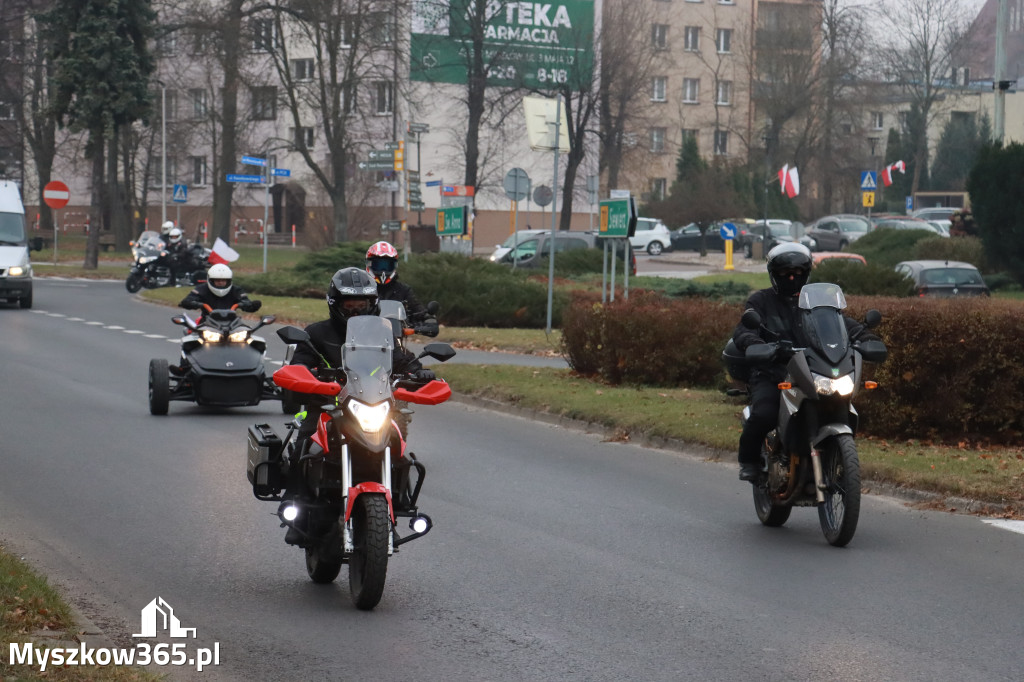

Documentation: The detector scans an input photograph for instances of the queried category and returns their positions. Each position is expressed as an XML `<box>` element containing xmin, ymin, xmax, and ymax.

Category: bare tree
<box><xmin>874</xmin><ymin>0</ymin><xmax>975</xmax><ymax>196</ymax></box>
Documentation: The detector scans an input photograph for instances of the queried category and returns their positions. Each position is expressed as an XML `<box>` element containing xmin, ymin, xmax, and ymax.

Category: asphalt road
<box><xmin>2</xmin><ymin>279</ymin><xmax>1023</xmax><ymax>681</ymax></box>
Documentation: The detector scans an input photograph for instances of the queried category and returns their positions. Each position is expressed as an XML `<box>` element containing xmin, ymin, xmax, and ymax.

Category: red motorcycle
<box><xmin>246</xmin><ymin>314</ymin><xmax>455</xmax><ymax>610</ymax></box>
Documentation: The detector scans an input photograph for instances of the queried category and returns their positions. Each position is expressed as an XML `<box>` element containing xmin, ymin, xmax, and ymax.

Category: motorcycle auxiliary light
<box><xmin>280</xmin><ymin>503</ymin><xmax>300</xmax><ymax>522</ymax></box>
<box><xmin>410</xmin><ymin>516</ymin><xmax>431</xmax><ymax>534</ymax></box>
<box><xmin>348</xmin><ymin>398</ymin><xmax>390</xmax><ymax>433</ymax></box>
<box><xmin>813</xmin><ymin>373</ymin><xmax>855</xmax><ymax>397</ymax></box>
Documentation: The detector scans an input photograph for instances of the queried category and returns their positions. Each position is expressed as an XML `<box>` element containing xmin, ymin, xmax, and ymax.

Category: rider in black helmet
<box><xmin>731</xmin><ymin>243</ymin><xmax>879</xmax><ymax>482</ymax></box>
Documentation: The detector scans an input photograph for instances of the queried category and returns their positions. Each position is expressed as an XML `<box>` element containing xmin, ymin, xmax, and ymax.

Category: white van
<box><xmin>0</xmin><ymin>181</ymin><xmax>42</xmax><ymax>309</ymax></box>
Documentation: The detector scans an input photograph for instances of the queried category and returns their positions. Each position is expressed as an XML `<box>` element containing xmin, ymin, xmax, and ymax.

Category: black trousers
<box><xmin>738</xmin><ymin>378</ymin><xmax>781</xmax><ymax>464</ymax></box>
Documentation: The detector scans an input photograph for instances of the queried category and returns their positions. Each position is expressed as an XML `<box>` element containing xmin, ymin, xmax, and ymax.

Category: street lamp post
<box><xmin>157</xmin><ymin>80</ymin><xmax>167</xmax><ymax>228</ymax></box>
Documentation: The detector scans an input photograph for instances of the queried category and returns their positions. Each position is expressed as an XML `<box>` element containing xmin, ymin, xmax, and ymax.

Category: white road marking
<box><xmin>67</xmin><ymin>317</ymin><xmax>84</xmax><ymax>322</ymax></box>
<box><xmin>104</xmin><ymin>325</ymin><xmax>125</xmax><ymax>330</ymax></box>
<box><xmin>144</xmin><ymin>334</ymin><xmax>165</xmax><ymax>339</ymax></box>
<box><xmin>123</xmin><ymin>330</ymin><xmax>145</xmax><ymax>335</ymax></box>
<box><xmin>47</xmin><ymin>313</ymin><xmax>67</xmax><ymax>318</ymax></box>
<box><xmin>982</xmin><ymin>519</ymin><xmax>1024</xmax><ymax>536</ymax></box>
<box><xmin>84</xmin><ymin>321</ymin><xmax>104</xmax><ymax>326</ymax></box>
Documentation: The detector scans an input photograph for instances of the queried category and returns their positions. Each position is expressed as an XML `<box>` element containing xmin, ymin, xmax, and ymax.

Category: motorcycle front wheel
<box><xmin>349</xmin><ymin>493</ymin><xmax>390</xmax><ymax>610</ymax></box>
<box><xmin>148</xmin><ymin>358</ymin><xmax>170</xmax><ymax>415</ymax></box>
<box><xmin>125</xmin><ymin>272</ymin><xmax>143</xmax><ymax>293</ymax></box>
<box><xmin>818</xmin><ymin>434</ymin><xmax>861</xmax><ymax>547</ymax></box>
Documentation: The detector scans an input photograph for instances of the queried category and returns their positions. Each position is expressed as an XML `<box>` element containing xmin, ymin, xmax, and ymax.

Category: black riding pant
<box><xmin>738</xmin><ymin>378</ymin><xmax>781</xmax><ymax>465</ymax></box>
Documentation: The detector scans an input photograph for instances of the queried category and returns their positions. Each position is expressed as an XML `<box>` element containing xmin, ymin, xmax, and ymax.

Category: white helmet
<box><xmin>207</xmin><ymin>263</ymin><xmax>233</xmax><ymax>297</ymax></box>
<box><xmin>161</xmin><ymin>220</ymin><xmax>175</xmax><ymax>234</ymax></box>
<box><xmin>167</xmin><ymin>227</ymin><xmax>183</xmax><ymax>245</ymax></box>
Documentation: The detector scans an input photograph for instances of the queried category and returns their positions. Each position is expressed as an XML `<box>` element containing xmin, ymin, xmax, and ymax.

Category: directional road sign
<box><xmin>598</xmin><ymin>198</ymin><xmax>635</xmax><ymax>238</ymax></box>
<box><xmin>272</xmin><ymin>168</ymin><xmax>291</xmax><ymax>177</ymax></box>
<box><xmin>408</xmin><ymin>122</ymin><xmax>429</xmax><ymax>134</ymax></box>
<box><xmin>369</xmin><ymin>149</ymin><xmax>394</xmax><ymax>160</ymax></box>
<box><xmin>226</xmin><ymin>174</ymin><xmax>263</xmax><ymax>183</ymax></box>
<box><xmin>381</xmin><ymin>219</ymin><xmax>404</xmax><ymax>231</ymax></box>
<box><xmin>719</xmin><ymin>222</ymin><xmax>737</xmax><ymax>240</ymax></box>
<box><xmin>409</xmin><ymin>201</ymin><xmax>425</xmax><ymax>212</ymax></box>
<box><xmin>425</xmin><ymin>180</ymin><xmax>442</xmax><ymax>187</ymax></box>
<box><xmin>407</xmin><ymin>170</ymin><xmax>420</xmax><ymax>182</ymax></box>
<box><xmin>504</xmin><ymin>167</ymin><xmax>530</xmax><ymax>201</ymax></box>
<box><xmin>172</xmin><ymin>184</ymin><xmax>188</xmax><ymax>203</ymax></box>
<box><xmin>358</xmin><ymin>160</ymin><xmax>396</xmax><ymax>171</ymax></box>
<box><xmin>860</xmin><ymin>171</ymin><xmax>877</xmax><ymax>190</ymax></box>
<box><xmin>242</xmin><ymin>155</ymin><xmax>267</xmax><ymax>167</ymax></box>
<box><xmin>436</xmin><ymin>206</ymin><xmax>467</xmax><ymax>236</ymax></box>
<box><xmin>384</xmin><ymin>141</ymin><xmax>402</xmax><ymax>151</ymax></box>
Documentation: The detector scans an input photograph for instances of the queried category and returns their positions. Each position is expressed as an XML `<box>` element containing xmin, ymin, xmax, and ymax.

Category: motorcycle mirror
<box><xmin>741</xmin><ymin>309</ymin><xmax>761</xmax><ymax>329</ymax></box>
<box><xmin>171</xmin><ymin>315</ymin><xmax>187</xmax><ymax>326</ymax></box>
<box><xmin>426</xmin><ymin>300</ymin><xmax>440</xmax><ymax>315</ymax></box>
<box><xmin>276</xmin><ymin>326</ymin><xmax>310</xmax><ymax>345</ymax></box>
<box><xmin>864</xmin><ymin>309</ymin><xmax>882</xmax><ymax>329</ymax></box>
<box><xmin>419</xmin><ymin>342</ymin><xmax>456</xmax><ymax>363</ymax></box>
<box><xmin>260</xmin><ymin>315</ymin><xmax>276</xmax><ymax>326</ymax></box>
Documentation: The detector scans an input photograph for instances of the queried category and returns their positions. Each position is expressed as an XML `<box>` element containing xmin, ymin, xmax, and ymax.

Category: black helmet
<box><xmin>766</xmin><ymin>243</ymin><xmax>812</xmax><ymax>296</ymax></box>
<box><xmin>327</xmin><ymin>267</ymin><xmax>379</xmax><ymax>325</ymax></box>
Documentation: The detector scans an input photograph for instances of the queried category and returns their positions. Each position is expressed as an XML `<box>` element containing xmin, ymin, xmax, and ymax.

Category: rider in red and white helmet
<box><xmin>365</xmin><ymin>241</ymin><xmax>438</xmax><ymax>337</ymax></box>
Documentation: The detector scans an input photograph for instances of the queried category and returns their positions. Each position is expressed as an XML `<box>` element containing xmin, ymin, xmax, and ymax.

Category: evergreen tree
<box><xmin>674</xmin><ymin>134</ymin><xmax>706</xmax><ymax>187</ymax></box>
<box><xmin>965</xmin><ymin>142</ymin><xmax>1024</xmax><ymax>286</ymax></box>
<box><xmin>932</xmin><ymin>112</ymin><xmax>991</xmax><ymax>190</ymax></box>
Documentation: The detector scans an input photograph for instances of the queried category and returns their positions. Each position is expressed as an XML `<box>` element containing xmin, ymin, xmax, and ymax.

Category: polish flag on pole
<box><xmin>778</xmin><ymin>164</ymin><xmax>789</xmax><ymax>194</ymax></box>
<box><xmin>785</xmin><ymin>166</ymin><xmax>800</xmax><ymax>198</ymax></box>
<box><xmin>881</xmin><ymin>160</ymin><xmax>905</xmax><ymax>187</ymax></box>
<box><xmin>208</xmin><ymin>237</ymin><xmax>240</xmax><ymax>265</ymax></box>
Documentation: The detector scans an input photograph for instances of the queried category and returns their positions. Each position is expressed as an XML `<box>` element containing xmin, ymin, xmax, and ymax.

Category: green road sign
<box><xmin>436</xmin><ymin>205</ymin><xmax>467</xmax><ymax>236</ymax></box>
<box><xmin>382</xmin><ymin>219</ymin><xmax>403</xmax><ymax>231</ymax></box>
<box><xmin>411</xmin><ymin>0</ymin><xmax>595</xmax><ymax>90</ymax></box>
<box><xmin>407</xmin><ymin>170</ymin><xmax>420</xmax><ymax>181</ymax></box>
<box><xmin>409</xmin><ymin>201</ymin><xmax>426</xmax><ymax>211</ymax></box>
<box><xmin>384</xmin><ymin>141</ymin><xmax>402</xmax><ymax>151</ymax></box>
<box><xmin>359</xmin><ymin>160</ymin><xmax>395</xmax><ymax>171</ymax></box>
<box><xmin>598</xmin><ymin>199</ymin><xmax>632</xmax><ymax>238</ymax></box>
<box><xmin>368</xmin><ymin>149</ymin><xmax>394</xmax><ymax>160</ymax></box>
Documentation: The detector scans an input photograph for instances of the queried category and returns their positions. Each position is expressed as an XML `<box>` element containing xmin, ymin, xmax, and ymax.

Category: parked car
<box><xmin>492</xmin><ymin>230</ymin><xmax>636</xmax><ymax>275</ymax></box>
<box><xmin>812</xmin><ymin>252</ymin><xmax>867</xmax><ymax>266</ymax></box>
<box><xmin>805</xmin><ymin>214</ymin><xmax>871</xmax><ymax>252</ymax></box>
<box><xmin>894</xmin><ymin>260</ymin><xmax>990</xmax><ymax>297</ymax></box>
<box><xmin>873</xmin><ymin>216</ymin><xmax>944</xmax><ymax>235</ymax></box>
<box><xmin>490</xmin><ymin>229</ymin><xmax>550</xmax><ymax>263</ymax></box>
<box><xmin>928</xmin><ymin>219</ymin><xmax>952</xmax><ymax>237</ymax></box>
<box><xmin>912</xmin><ymin>206</ymin><xmax>959</xmax><ymax>222</ymax></box>
<box><xmin>629</xmin><ymin>217</ymin><xmax>673</xmax><ymax>256</ymax></box>
<box><xmin>741</xmin><ymin>219</ymin><xmax>816</xmax><ymax>258</ymax></box>
<box><xmin>670</xmin><ymin>223</ymin><xmax>725</xmax><ymax>252</ymax></box>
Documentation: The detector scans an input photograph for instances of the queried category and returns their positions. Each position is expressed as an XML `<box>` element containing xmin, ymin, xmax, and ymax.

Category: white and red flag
<box><xmin>779</xmin><ymin>165</ymin><xmax>800</xmax><ymax>198</ymax></box>
<box><xmin>208</xmin><ymin>237</ymin><xmax>240</xmax><ymax>265</ymax></box>
<box><xmin>881</xmin><ymin>160</ymin><xmax>906</xmax><ymax>187</ymax></box>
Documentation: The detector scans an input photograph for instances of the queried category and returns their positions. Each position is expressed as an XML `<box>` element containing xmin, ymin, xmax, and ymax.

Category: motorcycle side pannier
<box><xmin>247</xmin><ymin>423</ymin><xmax>284</xmax><ymax>497</ymax></box>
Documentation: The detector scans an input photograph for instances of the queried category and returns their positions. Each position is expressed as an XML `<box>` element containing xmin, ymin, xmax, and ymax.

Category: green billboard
<box><xmin>410</xmin><ymin>0</ymin><xmax>595</xmax><ymax>90</ymax></box>
<box><xmin>436</xmin><ymin>206</ymin><xmax>467</xmax><ymax>236</ymax></box>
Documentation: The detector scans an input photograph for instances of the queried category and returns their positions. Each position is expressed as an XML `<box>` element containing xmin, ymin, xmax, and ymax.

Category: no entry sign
<box><xmin>43</xmin><ymin>181</ymin><xmax>70</xmax><ymax>209</ymax></box>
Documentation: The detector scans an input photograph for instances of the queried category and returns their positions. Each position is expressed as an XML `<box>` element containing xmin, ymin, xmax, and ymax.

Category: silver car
<box><xmin>805</xmin><ymin>214</ymin><xmax>871</xmax><ymax>252</ymax></box>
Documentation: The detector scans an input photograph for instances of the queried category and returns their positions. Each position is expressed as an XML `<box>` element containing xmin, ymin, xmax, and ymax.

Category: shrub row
<box><xmin>562</xmin><ymin>291</ymin><xmax>1024</xmax><ymax>444</ymax></box>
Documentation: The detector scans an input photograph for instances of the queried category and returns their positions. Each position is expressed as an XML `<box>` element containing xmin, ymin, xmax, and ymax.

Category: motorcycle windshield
<box><xmin>798</xmin><ymin>283</ymin><xmax>849</xmax><ymax>365</ymax></box>
<box><xmin>342</xmin><ymin>315</ymin><xmax>395</xmax><ymax>405</ymax></box>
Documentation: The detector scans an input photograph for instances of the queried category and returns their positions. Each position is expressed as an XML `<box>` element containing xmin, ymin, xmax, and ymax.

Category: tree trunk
<box><xmin>84</xmin><ymin>129</ymin><xmax>105</xmax><ymax>269</ymax></box>
<box><xmin>212</xmin><ymin>0</ymin><xmax>243</xmax><ymax>242</ymax></box>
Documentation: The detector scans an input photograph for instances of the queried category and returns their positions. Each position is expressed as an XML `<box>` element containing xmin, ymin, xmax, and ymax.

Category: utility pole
<box><xmin>995</xmin><ymin>0</ymin><xmax>1008</xmax><ymax>142</ymax></box>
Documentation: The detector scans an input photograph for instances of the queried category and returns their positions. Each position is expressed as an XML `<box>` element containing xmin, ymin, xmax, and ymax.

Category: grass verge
<box><xmin>0</xmin><ymin>547</ymin><xmax>162</xmax><ymax>681</ymax></box>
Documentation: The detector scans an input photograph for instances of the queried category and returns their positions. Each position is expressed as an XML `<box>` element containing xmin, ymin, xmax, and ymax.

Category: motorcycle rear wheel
<box><xmin>818</xmin><ymin>434</ymin><xmax>861</xmax><ymax>547</ymax></box>
<box><xmin>349</xmin><ymin>493</ymin><xmax>390</xmax><ymax>610</ymax></box>
<box><xmin>148</xmin><ymin>359</ymin><xmax>170</xmax><ymax>415</ymax></box>
<box><xmin>752</xmin><ymin>438</ymin><xmax>792</xmax><ymax>527</ymax></box>
<box><xmin>125</xmin><ymin>272</ymin><xmax>143</xmax><ymax>293</ymax></box>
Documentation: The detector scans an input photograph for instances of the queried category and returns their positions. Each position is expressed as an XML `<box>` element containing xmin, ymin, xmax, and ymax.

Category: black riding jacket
<box><xmin>290</xmin><ymin>316</ymin><xmax>421</xmax><ymax>375</ymax></box>
<box><xmin>179</xmin><ymin>284</ymin><xmax>259</xmax><ymax>315</ymax></box>
<box><xmin>377</xmin><ymin>277</ymin><xmax>439</xmax><ymax>337</ymax></box>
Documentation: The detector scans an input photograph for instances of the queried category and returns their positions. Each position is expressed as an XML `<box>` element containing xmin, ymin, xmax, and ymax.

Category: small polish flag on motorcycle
<box><xmin>209</xmin><ymin>237</ymin><xmax>240</xmax><ymax>265</ymax></box>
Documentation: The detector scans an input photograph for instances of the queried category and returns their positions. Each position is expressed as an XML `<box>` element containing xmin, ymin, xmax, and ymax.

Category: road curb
<box><xmin>448</xmin><ymin>393</ymin><xmax>1017</xmax><ymax>518</ymax></box>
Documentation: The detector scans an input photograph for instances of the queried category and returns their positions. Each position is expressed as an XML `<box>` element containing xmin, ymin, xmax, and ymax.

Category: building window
<box><xmin>149</xmin><ymin>157</ymin><xmax>177</xmax><ymax>188</ymax></box>
<box><xmin>292</xmin><ymin>58</ymin><xmax>315</xmax><ymax>81</ymax></box>
<box><xmin>650</xmin><ymin>127</ymin><xmax>666</xmax><ymax>153</ymax></box>
<box><xmin>252</xmin><ymin>19</ymin><xmax>276</xmax><ymax>51</ymax></box>
<box><xmin>156</xmin><ymin>31</ymin><xmax>176</xmax><ymax>55</ymax></box>
<box><xmin>375</xmin><ymin>81</ymin><xmax>393</xmax><ymax>114</ymax></box>
<box><xmin>252</xmin><ymin>86</ymin><xmax>276</xmax><ymax>120</ymax></box>
<box><xmin>189</xmin><ymin>156</ymin><xmax>207</xmax><ymax>186</ymax></box>
<box><xmin>0</xmin><ymin>101</ymin><xmax>15</xmax><ymax>120</ymax></box>
<box><xmin>652</xmin><ymin>24</ymin><xmax>668</xmax><ymax>50</ymax></box>
<box><xmin>293</xmin><ymin>126</ymin><xmax>314</xmax><ymax>150</ymax></box>
<box><xmin>684</xmin><ymin>26</ymin><xmax>700</xmax><ymax>52</ymax></box>
<box><xmin>650</xmin><ymin>178</ymin><xmax>667</xmax><ymax>201</ymax></box>
<box><xmin>871</xmin><ymin>111</ymin><xmax>884</xmax><ymax>130</ymax></box>
<box><xmin>652</xmin><ymin>77</ymin><xmax>667</xmax><ymax>102</ymax></box>
<box><xmin>189</xmin><ymin>89</ymin><xmax>207</xmax><ymax>119</ymax></box>
<box><xmin>718</xmin><ymin>0</ymin><xmax>735</xmax><ymax>4</ymax></box>
<box><xmin>716</xmin><ymin>80</ymin><xmax>732</xmax><ymax>105</ymax></box>
<box><xmin>371</xmin><ymin>12</ymin><xmax>395</xmax><ymax>45</ymax></box>
<box><xmin>716</xmin><ymin>28</ymin><xmax>732</xmax><ymax>53</ymax></box>
<box><xmin>341</xmin><ymin>16</ymin><xmax>356</xmax><ymax>47</ymax></box>
<box><xmin>714</xmin><ymin>130</ymin><xmax>729</xmax><ymax>155</ymax></box>
<box><xmin>683</xmin><ymin>78</ymin><xmax>700</xmax><ymax>103</ymax></box>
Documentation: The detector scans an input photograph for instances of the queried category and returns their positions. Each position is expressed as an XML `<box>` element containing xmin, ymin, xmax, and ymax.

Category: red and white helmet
<box><xmin>365</xmin><ymin>241</ymin><xmax>399</xmax><ymax>285</ymax></box>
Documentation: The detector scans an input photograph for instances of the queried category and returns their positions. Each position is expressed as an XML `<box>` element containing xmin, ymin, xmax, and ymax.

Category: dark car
<box><xmin>870</xmin><ymin>215</ymin><xmax>942</xmax><ymax>235</ymax></box>
<box><xmin>805</xmin><ymin>214</ymin><xmax>871</xmax><ymax>252</ymax></box>
<box><xmin>670</xmin><ymin>223</ymin><xmax>726</xmax><ymax>252</ymax></box>
<box><xmin>493</xmin><ymin>230</ymin><xmax>636</xmax><ymax>275</ymax></box>
<box><xmin>894</xmin><ymin>260</ymin><xmax>990</xmax><ymax>297</ymax></box>
<box><xmin>741</xmin><ymin>219</ymin><xmax>816</xmax><ymax>258</ymax></box>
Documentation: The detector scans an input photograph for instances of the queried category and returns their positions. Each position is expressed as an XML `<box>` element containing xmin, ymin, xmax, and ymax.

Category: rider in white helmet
<box><xmin>161</xmin><ymin>220</ymin><xmax>175</xmax><ymax>234</ymax></box>
<box><xmin>179</xmin><ymin>263</ymin><xmax>262</xmax><ymax>319</ymax></box>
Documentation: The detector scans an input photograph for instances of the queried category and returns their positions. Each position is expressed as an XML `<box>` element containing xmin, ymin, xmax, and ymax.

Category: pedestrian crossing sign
<box><xmin>172</xmin><ymin>184</ymin><xmax>188</xmax><ymax>203</ymax></box>
<box><xmin>860</xmin><ymin>171</ymin><xmax>877</xmax><ymax>190</ymax></box>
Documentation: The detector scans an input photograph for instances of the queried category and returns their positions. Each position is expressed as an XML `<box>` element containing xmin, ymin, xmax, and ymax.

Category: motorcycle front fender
<box><xmin>811</xmin><ymin>423</ymin><xmax>854</xmax><ymax>448</ymax></box>
<box><xmin>344</xmin><ymin>483</ymin><xmax>394</xmax><ymax>523</ymax></box>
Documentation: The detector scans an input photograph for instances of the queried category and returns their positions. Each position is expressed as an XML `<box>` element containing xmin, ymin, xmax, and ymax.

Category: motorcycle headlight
<box><xmin>348</xmin><ymin>399</ymin><xmax>390</xmax><ymax>433</ymax></box>
<box><xmin>201</xmin><ymin>330</ymin><xmax>223</xmax><ymax>343</ymax></box>
<box><xmin>228</xmin><ymin>330</ymin><xmax>249</xmax><ymax>343</ymax></box>
<box><xmin>139</xmin><ymin>256</ymin><xmax>157</xmax><ymax>264</ymax></box>
<box><xmin>813</xmin><ymin>373</ymin><xmax>855</xmax><ymax>396</ymax></box>
<box><xmin>8</xmin><ymin>265</ymin><xmax>26</xmax><ymax>277</ymax></box>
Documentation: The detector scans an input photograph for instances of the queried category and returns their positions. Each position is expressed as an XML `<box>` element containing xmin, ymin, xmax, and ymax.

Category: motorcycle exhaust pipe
<box><xmin>810</xmin><ymin>449</ymin><xmax>826</xmax><ymax>504</ymax></box>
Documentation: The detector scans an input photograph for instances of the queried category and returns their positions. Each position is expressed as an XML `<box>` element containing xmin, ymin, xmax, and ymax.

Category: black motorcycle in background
<box><xmin>723</xmin><ymin>282</ymin><xmax>887</xmax><ymax>547</ymax></box>
<box><xmin>126</xmin><ymin>230</ymin><xmax>210</xmax><ymax>293</ymax></box>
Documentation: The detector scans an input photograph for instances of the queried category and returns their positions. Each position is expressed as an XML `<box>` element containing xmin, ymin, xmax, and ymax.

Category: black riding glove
<box><xmin>413</xmin><ymin>317</ymin><xmax>439</xmax><ymax>337</ymax></box>
<box><xmin>241</xmin><ymin>299</ymin><xmax>262</xmax><ymax>312</ymax></box>
<box><xmin>412</xmin><ymin>368</ymin><xmax>436</xmax><ymax>382</ymax></box>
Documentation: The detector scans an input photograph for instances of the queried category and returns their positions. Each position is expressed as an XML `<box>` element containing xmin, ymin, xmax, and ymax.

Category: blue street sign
<box><xmin>172</xmin><ymin>184</ymin><xmax>187</xmax><ymax>203</ymax></box>
<box><xmin>272</xmin><ymin>168</ymin><xmax>291</xmax><ymax>177</ymax></box>
<box><xmin>226</xmin><ymin>174</ymin><xmax>263</xmax><ymax>183</ymax></box>
<box><xmin>425</xmin><ymin>180</ymin><xmax>442</xmax><ymax>187</ymax></box>
<box><xmin>906</xmin><ymin>195</ymin><xmax>914</xmax><ymax>212</ymax></box>
<box><xmin>242</xmin><ymin>155</ymin><xmax>267</xmax><ymax>167</ymax></box>
<box><xmin>860</xmin><ymin>171</ymin><xmax>877</xmax><ymax>190</ymax></box>
<box><xmin>719</xmin><ymin>222</ymin><xmax>737</xmax><ymax>240</ymax></box>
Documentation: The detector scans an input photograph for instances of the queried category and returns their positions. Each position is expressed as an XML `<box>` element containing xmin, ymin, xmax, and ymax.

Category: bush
<box><xmin>849</xmin><ymin>229</ymin><xmax>939</xmax><ymax>268</ymax></box>
<box><xmin>810</xmin><ymin>261</ymin><xmax>913</xmax><ymax>297</ymax></box>
<box><xmin>911</xmin><ymin>235</ymin><xmax>991</xmax><ymax>273</ymax></box>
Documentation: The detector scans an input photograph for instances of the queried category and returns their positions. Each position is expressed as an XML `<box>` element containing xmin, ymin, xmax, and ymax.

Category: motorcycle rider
<box><xmin>281</xmin><ymin>267</ymin><xmax>434</xmax><ymax>543</ymax></box>
<box><xmin>731</xmin><ymin>243</ymin><xmax>880</xmax><ymax>482</ymax></box>
<box><xmin>179</xmin><ymin>263</ymin><xmax>262</xmax><ymax>320</ymax></box>
<box><xmin>365</xmin><ymin>241</ymin><xmax>439</xmax><ymax>337</ymax></box>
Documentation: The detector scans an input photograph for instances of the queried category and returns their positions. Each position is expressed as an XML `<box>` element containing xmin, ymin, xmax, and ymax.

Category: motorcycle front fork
<box><xmin>340</xmin><ymin>444</ymin><xmax>394</xmax><ymax>556</ymax></box>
